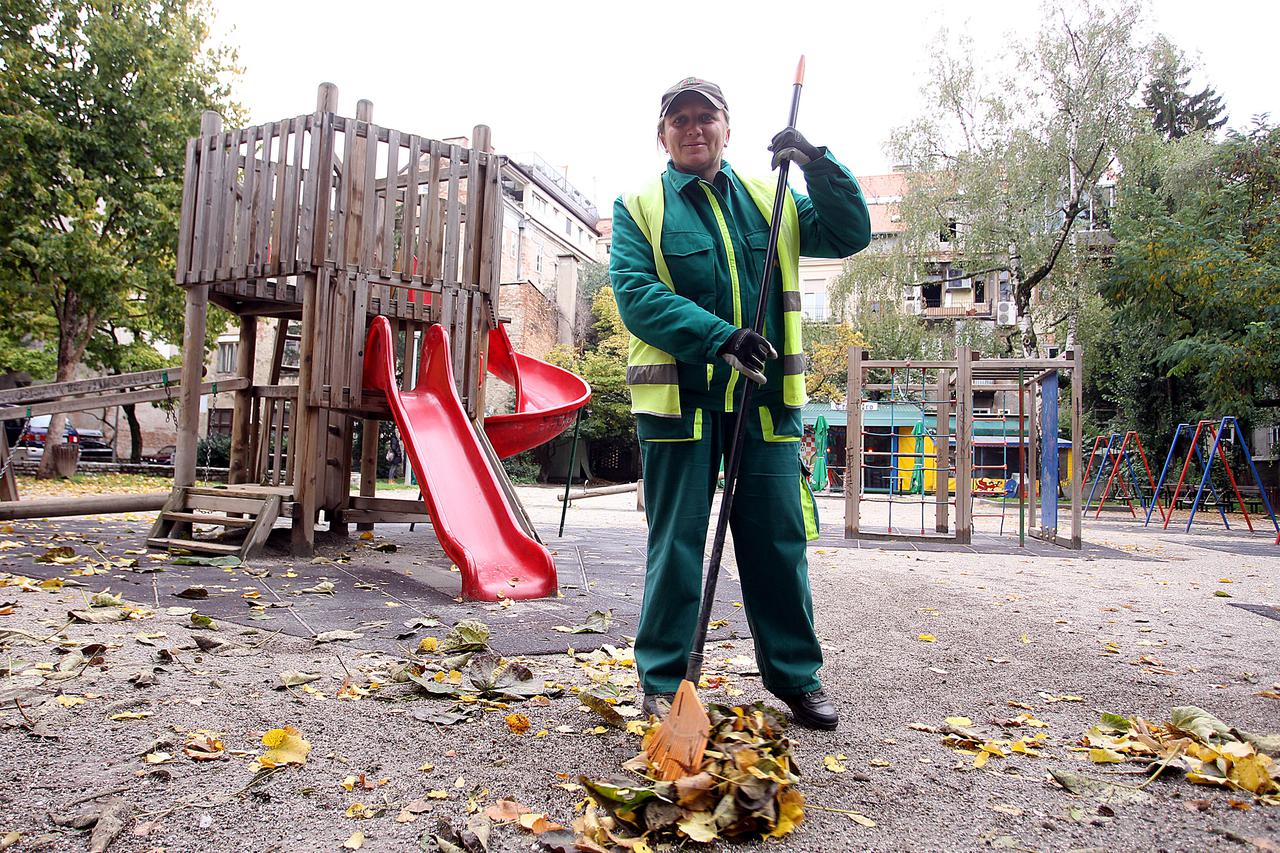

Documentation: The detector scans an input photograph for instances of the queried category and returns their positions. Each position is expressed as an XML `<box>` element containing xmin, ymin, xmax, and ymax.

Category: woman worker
<box><xmin>609</xmin><ymin>76</ymin><xmax>871</xmax><ymax>729</ymax></box>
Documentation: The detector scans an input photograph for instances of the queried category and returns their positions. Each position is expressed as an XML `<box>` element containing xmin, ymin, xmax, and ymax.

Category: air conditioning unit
<box><xmin>996</xmin><ymin>301</ymin><xmax>1018</xmax><ymax>326</ymax></box>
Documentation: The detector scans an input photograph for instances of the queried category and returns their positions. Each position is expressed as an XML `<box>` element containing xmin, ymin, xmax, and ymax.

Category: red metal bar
<box><xmin>1096</xmin><ymin>432</ymin><xmax>1137</xmax><ymax>518</ymax></box>
<box><xmin>1080</xmin><ymin>435</ymin><xmax>1108</xmax><ymax>491</ymax></box>
<box><xmin>1164</xmin><ymin>421</ymin><xmax>1207</xmax><ymax>530</ymax></box>
<box><xmin>1131</xmin><ymin>433</ymin><xmax>1166</xmax><ymax>525</ymax></box>
<box><xmin>1210</xmin><ymin>423</ymin><xmax>1255</xmax><ymax>532</ymax></box>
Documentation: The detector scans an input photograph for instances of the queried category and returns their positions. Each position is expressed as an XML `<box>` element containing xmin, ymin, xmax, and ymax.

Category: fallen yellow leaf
<box><xmin>505</xmin><ymin>713</ymin><xmax>531</xmax><ymax>735</ymax></box>
<box><xmin>256</xmin><ymin>725</ymin><xmax>311</xmax><ymax>768</ymax></box>
<box><xmin>918</xmin><ymin>634</ymin><xmax>936</xmax><ymax>643</ymax></box>
<box><xmin>343</xmin><ymin>831</ymin><xmax>365</xmax><ymax>849</ymax></box>
<box><xmin>55</xmin><ymin>695</ymin><xmax>85</xmax><ymax>708</ymax></box>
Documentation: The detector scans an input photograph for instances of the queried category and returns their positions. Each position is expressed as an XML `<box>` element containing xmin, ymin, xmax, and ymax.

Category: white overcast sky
<box><xmin>208</xmin><ymin>0</ymin><xmax>1275</xmax><ymax>213</ymax></box>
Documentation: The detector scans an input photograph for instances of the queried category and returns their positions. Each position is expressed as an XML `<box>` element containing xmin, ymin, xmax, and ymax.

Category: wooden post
<box><xmin>954</xmin><ymin>346</ymin><xmax>974</xmax><ymax>544</ymax></box>
<box><xmin>227</xmin><ymin>315</ymin><xmax>257</xmax><ymax>484</ymax></box>
<box><xmin>1070</xmin><ymin>347</ymin><xmax>1084</xmax><ymax>548</ymax></box>
<box><xmin>291</xmin><ymin>82</ymin><xmax>338</xmax><ymax>556</ymax></box>
<box><xmin>175</xmin><ymin>110</ymin><xmax>220</xmax><ymax>489</ymax></box>
<box><xmin>0</xmin><ymin>428</ymin><xmax>18</xmax><ymax>502</ymax></box>
<box><xmin>934</xmin><ymin>369</ymin><xmax>950</xmax><ymax>533</ymax></box>
<box><xmin>845</xmin><ymin>346</ymin><xmax>864</xmax><ymax>537</ymax></box>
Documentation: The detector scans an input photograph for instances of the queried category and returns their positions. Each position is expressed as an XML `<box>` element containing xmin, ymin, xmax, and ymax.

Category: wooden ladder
<box><xmin>147</xmin><ymin>486</ymin><xmax>283</xmax><ymax>560</ymax></box>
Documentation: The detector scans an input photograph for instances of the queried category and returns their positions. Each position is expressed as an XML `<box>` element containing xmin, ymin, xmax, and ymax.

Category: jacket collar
<box><xmin>665</xmin><ymin>159</ymin><xmax>736</xmax><ymax>195</ymax></box>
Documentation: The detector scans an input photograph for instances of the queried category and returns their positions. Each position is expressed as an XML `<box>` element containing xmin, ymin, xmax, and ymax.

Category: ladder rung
<box><xmin>162</xmin><ymin>510</ymin><xmax>255</xmax><ymax>528</ymax></box>
<box><xmin>146</xmin><ymin>537</ymin><xmax>241</xmax><ymax>554</ymax></box>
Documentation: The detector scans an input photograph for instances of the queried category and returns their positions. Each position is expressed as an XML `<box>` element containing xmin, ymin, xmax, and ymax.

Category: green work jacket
<box><xmin>610</xmin><ymin>153</ymin><xmax>871</xmax><ymax>414</ymax></box>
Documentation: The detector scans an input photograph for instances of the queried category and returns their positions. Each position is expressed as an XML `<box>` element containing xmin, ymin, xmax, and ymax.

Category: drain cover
<box><xmin>1227</xmin><ymin>602</ymin><xmax>1280</xmax><ymax>623</ymax></box>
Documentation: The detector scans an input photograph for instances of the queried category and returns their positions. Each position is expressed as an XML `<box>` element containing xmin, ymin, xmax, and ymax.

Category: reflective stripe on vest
<box><xmin>622</xmin><ymin>174</ymin><xmax>807</xmax><ymax>417</ymax></box>
<box><xmin>621</xmin><ymin>184</ymin><xmax>682</xmax><ymax>418</ymax></box>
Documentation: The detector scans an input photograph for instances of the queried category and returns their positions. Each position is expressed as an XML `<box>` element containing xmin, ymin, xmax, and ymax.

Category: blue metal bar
<box><xmin>1041</xmin><ymin>372</ymin><xmax>1060</xmax><ymax>529</ymax></box>
<box><xmin>1145</xmin><ymin>423</ymin><xmax>1187</xmax><ymax>526</ymax></box>
<box><xmin>1188</xmin><ymin>420</ymin><xmax>1231</xmax><ymax>532</ymax></box>
<box><xmin>1223</xmin><ymin>416</ymin><xmax>1279</xmax><ymax>533</ymax></box>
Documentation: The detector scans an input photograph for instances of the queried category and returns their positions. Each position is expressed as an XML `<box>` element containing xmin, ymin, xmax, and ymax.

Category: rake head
<box><xmin>644</xmin><ymin>679</ymin><xmax>711</xmax><ymax>781</ymax></box>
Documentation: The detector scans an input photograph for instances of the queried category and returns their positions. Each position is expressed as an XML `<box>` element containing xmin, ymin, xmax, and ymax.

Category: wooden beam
<box><xmin>228</xmin><ymin>316</ymin><xmax>258</xmax><ymax>485</ymax></box>
<box><xmin>0</xmin><ymin>378</ymin><xmax>250</xmax><ymax>422</ymax></box>
<box><xmin>0</xmin><ymin>492</ymin><xmax>170</xmax><ymax>521</ymax></box>
<box><xmin>0</xmin><ymin>368</ymin><xmax>175</xmax><ymax>406</ymax></box>
<box><xmin>845</xmin><ymin>345</ymin><xmax>864</xmax><ymax>538</ymax></box>
<box><xmin>1070</xmin><ymin>346</ymin><xmax>1084</xmax><ymax>549</ymax></box>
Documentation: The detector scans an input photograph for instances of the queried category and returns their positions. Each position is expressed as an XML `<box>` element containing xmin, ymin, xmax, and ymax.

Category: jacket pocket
<box><xmin>662</xmin><ymin>231</ymin><xmax>716</xmax><ymax>306</ymax></box>
<box><xmin>637</xmin><ymin>408</ymin><xmax>703</xmax><ymax>442</ymax></box>
<box><xmin>757</xmin><ymin>403</ymin><xmax>802</xmax><ymax>442</ymax></box>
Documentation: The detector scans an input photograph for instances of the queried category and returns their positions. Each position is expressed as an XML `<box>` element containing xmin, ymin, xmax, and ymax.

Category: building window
<box><xmin>207</xmin><ymin>407</ymin><xmax>233</xmax><ymax>437</ymax></box>
<box><xmin>216</xmin><ymin>342</ymin><xmax>237</xmax><ymax>374</ymax></box>
<box><xmin>565</xmin><ymin>217</ymin><xmax>572</xmax><ymax>236</ymax></box>
<box><xmin>536</xmin><ymin>252</ymin><xmax>543</xmax><ymax>274</ymax></box>
<box><xmin>802</xmin><ymin>291</ymin><xmax>827</xmax><ymax>321</ymax></box>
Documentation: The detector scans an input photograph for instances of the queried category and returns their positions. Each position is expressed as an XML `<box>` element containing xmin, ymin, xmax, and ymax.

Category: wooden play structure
<box><xmin>0</xmin><ymin>84</ymin><xmax>591</xmax><ymax>598</ymax></box>
<box><xmin>843</xmin><ymin>346</ymin><xmax>1083</xmax><ymax>549</ymax></box>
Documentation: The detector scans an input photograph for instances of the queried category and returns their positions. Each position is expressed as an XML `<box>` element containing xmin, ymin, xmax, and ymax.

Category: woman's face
<box><xmin>660</xmin><ymin>94</ymin><xmax>730</xmax><ymax>181</ymax></box>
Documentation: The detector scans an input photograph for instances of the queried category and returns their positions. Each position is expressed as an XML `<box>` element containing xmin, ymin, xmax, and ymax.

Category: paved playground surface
<box><xmin>0</xmin><ymin>485</ymin><xmax>1276</xmax><ymax>851</ymax></box>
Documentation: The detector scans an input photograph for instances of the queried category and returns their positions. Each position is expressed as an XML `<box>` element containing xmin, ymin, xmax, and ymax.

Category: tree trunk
<box><xmin>1009</xmin><ymin>240</ymin><xmax>1038</xmax><ymax>357</ymax></box>
<box><xmin>123</xmin><ymin>403</ymin><xmax>143</xmax><ymax>463</ymax></box>
<box><xmin>35</xmin><ymin>290</ymin><xmax>94</xmax><ymax>479</ymax></box>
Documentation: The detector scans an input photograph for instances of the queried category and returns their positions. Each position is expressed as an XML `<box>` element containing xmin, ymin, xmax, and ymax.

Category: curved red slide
<box><xmin>362</xmin><ymin>317</ymin><xmax>557</xmax><ymax>601</ymax></box>
<box><xmin>483</xmin><ymin>323</ymin><xmax>591</xmax><ymax>459</ymax></box>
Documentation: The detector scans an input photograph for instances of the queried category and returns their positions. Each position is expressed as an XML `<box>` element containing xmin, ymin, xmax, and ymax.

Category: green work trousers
<box><xmin>635</xmin><ymin>404</ymin><xmax>822</xmax><ymax>697</ymax></box>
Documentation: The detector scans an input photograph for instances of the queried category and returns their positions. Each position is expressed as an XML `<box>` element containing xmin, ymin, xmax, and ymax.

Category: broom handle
<box><xmin>686</xmin><ymin>57</ymin><xmax>806</xmax><ymax>685</ymax></box>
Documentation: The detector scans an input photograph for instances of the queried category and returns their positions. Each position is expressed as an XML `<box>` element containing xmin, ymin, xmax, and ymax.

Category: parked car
<box><xmin>4</xmin><ymin>414</ymin><xmax>79</xmax><ymax>462</ymax></box>
<box><xmin>74</xmin><ymin>426</ymin><xmax>116</xmax><ymax>463</ymax></box>
<box><xmin>143</xmin><ymin>444</ymin><xmax>176</xmax><ymax>465</ymax></box>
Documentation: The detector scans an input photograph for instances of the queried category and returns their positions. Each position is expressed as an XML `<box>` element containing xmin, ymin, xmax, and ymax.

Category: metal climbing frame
<box><xmin>844</xmin><ymin>345</ymin><xmax>1083</xmax><ymax>549</ymax></box>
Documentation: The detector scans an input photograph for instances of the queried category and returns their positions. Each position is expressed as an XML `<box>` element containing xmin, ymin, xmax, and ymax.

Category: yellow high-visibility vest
<box><xmin>622</xmin><ymin>175</ymin><xmax>806</xmax><ymax>417</ymax></box>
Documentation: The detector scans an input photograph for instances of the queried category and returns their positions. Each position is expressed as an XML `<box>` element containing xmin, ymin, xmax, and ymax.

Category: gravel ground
<box><xmin>0</xmin><ymin>485</ymin><xmax>1276</xmax><ymax>852</ymax></box>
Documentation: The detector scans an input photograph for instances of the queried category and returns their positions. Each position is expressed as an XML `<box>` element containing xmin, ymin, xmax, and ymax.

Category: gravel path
<box><xmin>0</xmin><ymin>485</ymin><xmax>1275</xmax><ymax>852</ymax></box>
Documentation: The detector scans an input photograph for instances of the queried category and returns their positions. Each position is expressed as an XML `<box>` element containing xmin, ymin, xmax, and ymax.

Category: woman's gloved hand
<box><xmin>769</xmin><ymin>127</ymin><xmax>822</xmax><ymax>169</ymax></box>
<box><xmin>718</xmin><ymin>328</ymin><xmax>777</xmax><ymax>385</ymax></box>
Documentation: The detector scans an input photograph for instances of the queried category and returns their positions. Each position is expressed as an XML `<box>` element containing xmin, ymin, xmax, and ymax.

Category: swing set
<box><xmin>1081</xmin><ymin>431</ymin><xmax>1162</xmax><ymax>520</ymax></box>
<box><xmin>1146</xmin><ymin>417</ymin><xmax>1279</xmax><ymax>539</ymax></box>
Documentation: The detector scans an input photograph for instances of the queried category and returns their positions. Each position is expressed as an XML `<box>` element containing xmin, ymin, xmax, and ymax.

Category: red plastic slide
<box><xmin>483</xmin><ymin>323</ymin><xmax>591</xmax><ymax>459</ymax></box>
<box><xmin>362</xmin><ymin>317</ymin><xmax>562</xmax><ymax>601</ymax></box>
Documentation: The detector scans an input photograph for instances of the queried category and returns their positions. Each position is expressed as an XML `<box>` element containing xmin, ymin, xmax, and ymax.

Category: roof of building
<box><xmin>856</xmin><ymin>173</ymin><xmax>909</xmax><ymax>236</ymax></box>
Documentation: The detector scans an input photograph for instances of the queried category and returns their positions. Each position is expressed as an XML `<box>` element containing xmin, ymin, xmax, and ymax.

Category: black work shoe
<box><xmin>778</xmin><ymin>688</ymin><xmax>839</xmax><ymax>730</ymax></box>
<box><xmin>640</xmin><ymin>692</ymin><xmax>675</xmax><ymax>718</ymax></box>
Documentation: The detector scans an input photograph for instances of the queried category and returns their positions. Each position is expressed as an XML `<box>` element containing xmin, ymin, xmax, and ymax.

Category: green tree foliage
<box><xmin>547</xmin><ymin>287</ymin><xmax>633</xmax><ymax>444</ymax></box>
<box><xmin>1143</xmin><ymin>36</ymin><xmax>1228</xmax><ymax>141</ymax></box>
<box><xmin>848</xmin><ymin>0</ymin><xmax>1147</xmax><ymax>355</ymax></box>
<box><xmin>1104</xmin><ymin>120</ymin><xmax>1280</xmax><ymax>422</ymax></box>
<box><xmin>802</xmin><ymin>321</ymin><xmax>864</xmax><ymax>403</ymax></box>
<box><xmin>0</xmin><ymin>0</ymin><xmax>236</xmax><ymax>475</ymax></box>
<box><xmin>574</xmin><ymin>260</ymin><xmax>611</xmax><ymax>347</ymax></box>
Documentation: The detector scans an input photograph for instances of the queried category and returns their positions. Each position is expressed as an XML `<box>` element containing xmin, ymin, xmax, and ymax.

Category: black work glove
<box><xmin>769</xmin><ymin>127</ymin><xmax>822</xmax><ymax>169</ymax></box>
<box><xmin>717</xmin><ymin>328</ymin><xmax>777</xmax><ymax>385</ymax></box>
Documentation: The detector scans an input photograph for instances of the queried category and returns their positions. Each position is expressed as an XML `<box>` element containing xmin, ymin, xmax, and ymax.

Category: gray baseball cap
<box><xmin>659</xmin><ymin>77</ymin><xmax>728</xmax><ymax>119</ymax></box>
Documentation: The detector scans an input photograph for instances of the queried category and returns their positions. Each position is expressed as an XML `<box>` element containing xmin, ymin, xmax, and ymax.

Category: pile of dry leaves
<box><xmin>1072</xmin><ymin>705</ymin><xmax>1279</xmax><ymax>803</ymax></box>
<box><xmin>575</xmin><ymin>702</ymin><xmax>805</xmax><ymax>848</ymax></box>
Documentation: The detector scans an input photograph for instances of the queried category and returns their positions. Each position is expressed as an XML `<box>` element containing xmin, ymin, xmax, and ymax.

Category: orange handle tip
<box><xmin>795</xmin><ymin>56</ymin><xmax>806</xmax><ymax>86</ymax></box>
